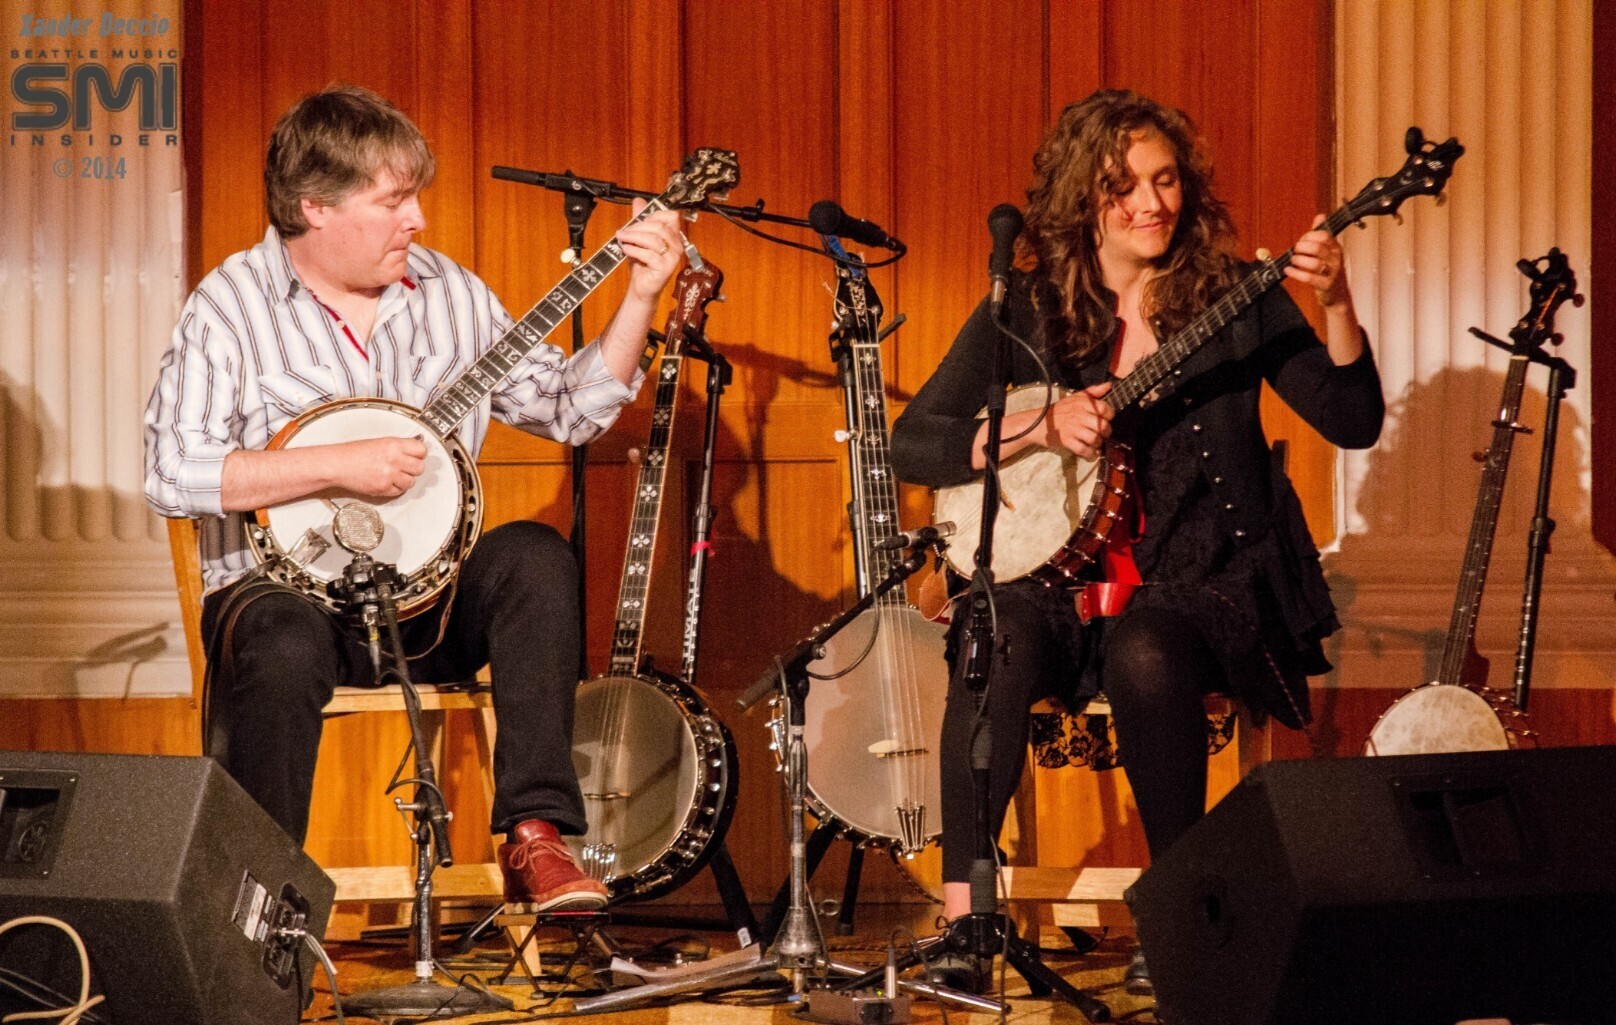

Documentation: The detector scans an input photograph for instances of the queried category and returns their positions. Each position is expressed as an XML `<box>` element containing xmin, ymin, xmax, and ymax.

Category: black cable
<box><xmin>995</xmin><ymin>318</ymin><xmax>1058</xmax><ymax>446</ymax></box>
<box><xmin>805</xmin><ymin>605</ymin><xmax>882</xmax><ymax>681</ymax></box>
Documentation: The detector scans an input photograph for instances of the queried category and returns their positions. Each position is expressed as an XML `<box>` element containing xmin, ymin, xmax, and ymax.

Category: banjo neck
<box><xmin>606</xmin><ymin>251</ymin><xmax>723</xmax><ymax>676</ymax></box>
<box><xmin>1109</xmin><ymin>215</ymin><xmax>1339</xmax><ymax>414</ymax></box>
<box><xmin>833</xmin><ymin>258</ymin><xmax>905</xmax><ymax>606</ymax></box>
<box><xmin>1111</xmin><ymin>131</ymin><xmax>1463</xmax><ymax>414</ymax></box>
<box><xmin>417</xmin><ymin>199</ymin><xmax>670</xmax><ymax>440</ymax></box>
<box><xmin>414</xmin><ymin>146</ymin><xmax>741</xmax><ymax>438</ymax></box>
<box><xmin>1435</xmin><ymin>353</ymin><xmax>1531</xmax><ymax>687</ymax></box>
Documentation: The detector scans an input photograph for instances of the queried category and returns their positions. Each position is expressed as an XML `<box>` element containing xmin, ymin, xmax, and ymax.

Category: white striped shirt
<box><xmin>144</xmin><ymin>227</ymin><xmax>642</xmax><ymax>592</ymax></box>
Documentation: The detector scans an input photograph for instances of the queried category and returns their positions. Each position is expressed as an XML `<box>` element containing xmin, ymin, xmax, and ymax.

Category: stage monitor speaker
<box><xmin>0</xmin><ymin>751</ymin><xmax>335</xmax><ymax>1025</ymax></box>
<box><xmin>1127</xmin><ymin>745</ymin><xmax>1616</xmax><ymax>1025</ymax></box>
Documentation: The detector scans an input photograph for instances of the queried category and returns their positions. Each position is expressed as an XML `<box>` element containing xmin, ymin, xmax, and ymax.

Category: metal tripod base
<box><xmin>341</xmin><ymin>977</ymin><xmax>514</xmax><ymax>1019</ymax></box>
<box><xmin>944</xmin><ymin>914</ymin><xmax>1110</xmax><ymax>1022</ymax></box>
<box><xmin>572</xmin><ymin>947</ymin><xmax>780</xmax><ymax>1014</ymax></box>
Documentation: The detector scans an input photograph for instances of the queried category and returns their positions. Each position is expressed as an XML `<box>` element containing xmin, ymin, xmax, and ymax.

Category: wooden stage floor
<box><xmin>307</xmin><ymin>903</ymin><xmax>1157</xmax><ymax>1024</ymax></box>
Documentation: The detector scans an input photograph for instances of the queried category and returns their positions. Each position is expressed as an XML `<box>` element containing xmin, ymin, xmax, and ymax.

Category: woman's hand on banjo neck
<box><xmin>219</xmin><ymin>435</ymin><xmax>427</xmax><ymax>514</ymax></box>
<box><xmin>969</xmin><ymin>380</ymin><xmax>1114</xmax><ymax>470</ymax></box>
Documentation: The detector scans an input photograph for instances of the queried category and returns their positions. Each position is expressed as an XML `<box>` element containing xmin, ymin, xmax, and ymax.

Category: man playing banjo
<box><xmin>143</xmin><ymin>85</ymin><xmax>684</xmax><ymax>912</ymax></box>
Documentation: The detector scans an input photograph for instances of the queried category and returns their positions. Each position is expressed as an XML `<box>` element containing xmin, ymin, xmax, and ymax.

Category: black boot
<box><xmin>925</xmin><ymin>950</ymin><xmax>989</xmax><ymax>995</ymax></box>
<box><xmin>1124</xmin><ymin>947</ymin><xmax>1152</xmax><ymax>996</ymax></box>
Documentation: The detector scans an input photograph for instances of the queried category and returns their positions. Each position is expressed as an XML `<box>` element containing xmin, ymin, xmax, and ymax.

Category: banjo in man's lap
<box><xmin>243</xmin><ymin>149</ymin><xmax>739</xmax><ymax>617</ymax></box>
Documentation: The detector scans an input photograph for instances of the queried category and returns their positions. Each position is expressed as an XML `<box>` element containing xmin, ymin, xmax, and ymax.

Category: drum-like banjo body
<box><xmin>933</xmin><ymin>384</ymin><xmax>1131</xmax><ymax>585</ymax></box>
<box><xmin>934</xmin><ymin>130</ymin><xmax>1463</xmax><ymax>588</ymax></box>
<box><xmin>1366</xmin><ymin>249</ymin><xmax>1577</xmax><ymax>756</ymax></box>
<box><xmin>248</xmin><ymin>398</ymin><xmax>481</xmax><ymax>616</ymax></box>
<box><xmin>244</xmin><ymin>149</ymin><xmax>740</xmax><ymax>616</ymax></box>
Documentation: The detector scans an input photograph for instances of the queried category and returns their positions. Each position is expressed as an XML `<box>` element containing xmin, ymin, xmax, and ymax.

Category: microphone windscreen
<box><xmin>809</xmin><ymin>199</ymin><xmax>846</xmax><ymax>236</ymax></box>
<box><xmin>988</xmin><ymin>203</ymin><xmax>1024</xmax><ymax>247</ymax></box>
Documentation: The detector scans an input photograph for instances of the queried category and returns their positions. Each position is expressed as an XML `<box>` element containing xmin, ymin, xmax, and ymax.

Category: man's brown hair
<box><xmin>264</xmin><ymin>85</ymin><xmax>435</xmax><ymax>239</ymax></box>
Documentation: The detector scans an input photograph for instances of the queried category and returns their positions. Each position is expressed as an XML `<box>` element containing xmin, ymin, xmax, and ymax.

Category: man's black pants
<box><xmin>202</xmin><ymin>520</ymin><xmax>585</xmax><ymax>845</ymax></box>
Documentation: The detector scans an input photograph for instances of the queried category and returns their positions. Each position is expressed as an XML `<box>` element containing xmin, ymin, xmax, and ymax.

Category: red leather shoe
<box><xmin>497</xmin><ymin>820</ymin><xmax>608</xmax><ymax>912</ymax></box>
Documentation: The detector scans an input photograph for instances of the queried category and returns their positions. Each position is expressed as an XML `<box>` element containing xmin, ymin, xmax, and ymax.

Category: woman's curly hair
<box><xmin>1021</xmin><ymin>89</ymin><xmax>1237</xmax><ymax>365</ymax></box>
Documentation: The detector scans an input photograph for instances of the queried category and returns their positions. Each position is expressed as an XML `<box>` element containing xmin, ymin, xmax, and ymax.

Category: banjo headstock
<box><xmin>1326</xmin><ymin>127</ymin><xmax>1464</xmax><ymax>235</ymax></box>
<box><xmin>662</xmin><ymin>148</ymin><xmax>740</xmax><ymax>209</ymax></box>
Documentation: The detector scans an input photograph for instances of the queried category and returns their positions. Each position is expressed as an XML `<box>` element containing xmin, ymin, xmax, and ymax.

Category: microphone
<box><xmin>874</xmin><ymin>521</ymin><xmax>955</xmax><ymax>551</ymax></box>
<box><xmin>491</xmin><ymin>165</ymin><xmax>616</xmax><ymax>195</ymax></box>
<box><xmin>809</xmin><ymin>199</ymin><xmax>905</xmax><ymax>252</ymax></box>
<box><xmin>987</xmin><ymin>203</ymin><xmax>1023</xmax><ymax>317</ymax></box>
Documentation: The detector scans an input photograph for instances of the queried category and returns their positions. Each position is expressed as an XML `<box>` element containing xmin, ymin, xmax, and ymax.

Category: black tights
<box><xmin>940</xmin><ymin>590</ymin><xmax>1224</xmax><ymax>882</ymax></box>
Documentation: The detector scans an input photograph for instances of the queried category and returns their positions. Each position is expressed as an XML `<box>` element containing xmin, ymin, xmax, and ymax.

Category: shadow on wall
<box><xmin>0</xmin><ymin>371</ymin><xmax>179</xmax><ymax>698</ymax></box>
<box><xmin>1319</xmin><ymin>362</ymin><xmax>1596</xmax><ymax>753</ymax></box>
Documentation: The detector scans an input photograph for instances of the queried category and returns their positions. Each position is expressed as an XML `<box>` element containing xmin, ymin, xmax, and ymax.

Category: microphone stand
<box><xmin>492</xmin><ymin>164</ymin><xmax>813</xmax><ymax>231</ymax></box>
<box><xmin>563</xmin><ymin>187</ymin><xmax>597</xmax><ymax>673</ymax></box>
<box><xmin>333</xmin><ymin>552</ymin><xmax>514</xmax><ymax>1019</ymax></box>
<box><xmin>944</xmin><ymin>298</ymin><xmax>1111</xmax><ymax>1022</ymax></box>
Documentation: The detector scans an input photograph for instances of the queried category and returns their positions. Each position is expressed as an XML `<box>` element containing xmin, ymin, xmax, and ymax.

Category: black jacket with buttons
<box><xmin>892</xmin><ymin>269</ymin><xmax>1384</xmax><ymax>670</ymax></box>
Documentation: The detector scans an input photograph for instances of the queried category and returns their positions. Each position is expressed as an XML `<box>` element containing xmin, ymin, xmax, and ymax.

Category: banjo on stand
<box><xmin>935</xmin><ymin>128</ymin><xmax>1463</xmax><ymax>585</ymax></box>
<box><xmin>568</xmin><ymin>246</ymin><xmax>742</xmax><ymax>900</ymax></box>
<box><xmin>1364</xmin><ymin>249</ymin><xmax>1579</xmax><ymax>756</ymax></box>
<box><xmin>244</xmin><ymin>148</ymin><xmax>741</xmax><ymax>616</ymax></box>
<box><xmin>777</xmin><ymin>247</ymin><xmax>949</xmax><ymax>857</ymax></box>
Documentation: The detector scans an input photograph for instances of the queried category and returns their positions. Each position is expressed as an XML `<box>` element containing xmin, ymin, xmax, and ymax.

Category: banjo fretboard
<box><xmin>837</xmin><ymin>265</ymin><xmax>906</xmax><ymax>606</ymax></box>
<box><xmin>417</xmin><ymin>199</ymin><xmax>669</xmax><ymax>438</ymax></box>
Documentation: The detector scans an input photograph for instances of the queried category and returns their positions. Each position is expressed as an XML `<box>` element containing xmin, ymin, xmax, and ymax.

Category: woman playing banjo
<box><xmin>890</xmin><ymin>89</ymin><xmax>1385</xmax><ymax>992</ymax></box>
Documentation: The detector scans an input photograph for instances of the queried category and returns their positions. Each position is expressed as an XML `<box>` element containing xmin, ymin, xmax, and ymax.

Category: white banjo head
<box><xmin>262</xmin><ymin>403</ymin><xmax>462</xmax><ymax>585</ymax></box>
<box><xmin>934</xmin><ymin>384</ymin><xmax>1100</xmax><ymax>580</ymax></box>
<box><xmin>1364</xmin><ymin>683</ymin><xmax>1511</xmax><ymax>756</ymax></box>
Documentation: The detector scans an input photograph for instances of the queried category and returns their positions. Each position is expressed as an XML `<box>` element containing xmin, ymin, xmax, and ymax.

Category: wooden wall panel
<box><xmin>4</xmin><ymin>0</ymin><xmax>1495</xmax><ymax>911</ymax></box>
<box><xmin>891</xmin><ymin>0</ymin><xmax>1048</xmax><ymax>398</ymax></box>
<box><xmin>682</xmin><ymin>0</ymin><xmax>840</xmax><ymax>407</ymax></box>
<box><xmin>473</xmin><ymin>0</ymin><xmax>636</xmax><ymax>336</ymax></box>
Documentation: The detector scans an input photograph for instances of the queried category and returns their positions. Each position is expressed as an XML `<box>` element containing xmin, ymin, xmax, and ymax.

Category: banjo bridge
<box><xmin>869</xmin><ymin>742</ymin><xmax>928</xmax><ymax>759</ymax></box>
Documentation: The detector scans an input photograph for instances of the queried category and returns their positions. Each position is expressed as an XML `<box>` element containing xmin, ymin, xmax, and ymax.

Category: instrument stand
<box><xmin>453</xmin><ymin>343</ymin><xmax>762</xmax><ymax>962</ymax></box>
<box><xmin>330</xmin><ymin>553</ymin><xmax>515</xmax><ymax>1019</ymax></box>
<box><xmin>1467</xmin><ymin>246</ymin><xmax>1583</xmax><ymax>714</ymax></box>
<box><xmin>944</xmin><ymin>299</ymin><xmax>1110</xmax><ymax>1022</ymax></box>
<box><xmin>607</xmin><ymin>341</ymin><xmax>763</xmax><ymax>947</ymax></box>
<box><xmin>1508</xmin><ymin>348</ymin><xmax>1574</xmax><ymax>713</ymax></box>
